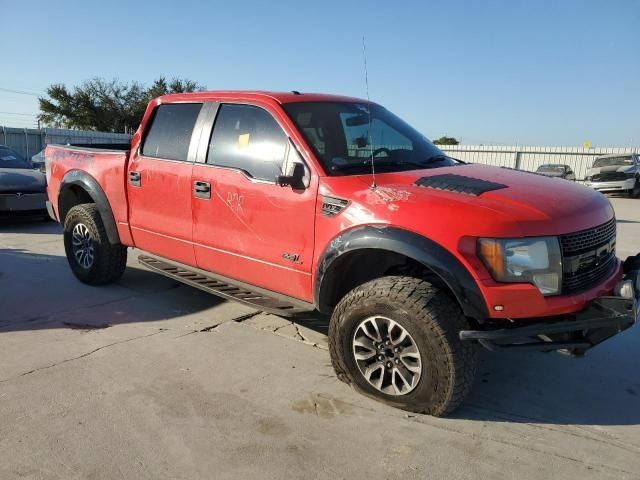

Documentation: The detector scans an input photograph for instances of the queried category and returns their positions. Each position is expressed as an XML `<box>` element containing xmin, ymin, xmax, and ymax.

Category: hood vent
<box><xmin>414</xmin><ymin>174</ymin><xmax>507</xmax><ymax>196</ymax></box>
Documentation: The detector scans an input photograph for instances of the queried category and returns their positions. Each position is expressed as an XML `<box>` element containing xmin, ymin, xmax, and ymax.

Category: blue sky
<box><xmin>1</xmin><ymin>0</ymin><xmax>638</xmax><ymax>146</ymax></box>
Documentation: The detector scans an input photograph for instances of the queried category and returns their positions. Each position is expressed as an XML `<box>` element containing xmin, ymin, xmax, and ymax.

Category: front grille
<box><xmin>592</xmin><ymin>172</ymin><xmax>629</xmax><ymax>182</ymax></box>
<box><xmin>562</xmin><ymin>254</ymin><xmax>616</xmax><ymax>293</ymax></box>
<box><xmin>560</xmin><ymin>218</ymin><xmax>617</xmax><ymax>294</ymax></box>
<box><xmin>560</xmin><ymin>218</ymin><xmax>616</xmax><ymax>254</ymax></box>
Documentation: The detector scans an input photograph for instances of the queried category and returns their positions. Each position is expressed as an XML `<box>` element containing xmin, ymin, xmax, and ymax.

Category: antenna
<box><xmin>362</xmin><ymin>36</ymin><xmax>376</xmax><ymax>189</ymax></box>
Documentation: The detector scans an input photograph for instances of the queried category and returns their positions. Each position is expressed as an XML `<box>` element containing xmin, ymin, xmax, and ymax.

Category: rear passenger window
<box><xmin>207</xmin><ymin>104</ymin><xmax>287</xmax><ymax>181</ymax></box>
<box><xmin>142</xmin><ymin>103</ymin><xmax>202</xmax><ymax>161</ymax></box>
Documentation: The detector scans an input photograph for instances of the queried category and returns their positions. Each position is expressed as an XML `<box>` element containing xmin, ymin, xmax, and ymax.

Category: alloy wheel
<box><xmin>352</xmin><ymin>315</ymin><xmax>422</xmax><ymax>395</ymax></box>
<box><xmin>71</xmin><ymin>223</ymin><xmax>95</xmax><ymax>269</ymax></box>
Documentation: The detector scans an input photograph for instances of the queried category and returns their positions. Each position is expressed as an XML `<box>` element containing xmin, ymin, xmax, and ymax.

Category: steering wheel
<box><xmin>372</xmin><ymin>147</ymin><xmax>391</xmax><ymax>158</ymax></box>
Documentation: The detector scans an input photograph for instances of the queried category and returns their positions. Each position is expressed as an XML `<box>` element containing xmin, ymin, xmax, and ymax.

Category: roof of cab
<box><xmin>157</xmin><ymin>90</ymin><xmax>368</xmax><ymax>105</ymax></box>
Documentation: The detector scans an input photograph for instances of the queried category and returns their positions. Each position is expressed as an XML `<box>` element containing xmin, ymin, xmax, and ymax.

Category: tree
<box><xmin>433</xmin><ymin>136</ymin><xmax>460</xmax><ymax>145</ymax></box>
<box><xmin>38</xmin><ymin>77</ymin><xmax>205</xmax><ymax>132</ymax></box>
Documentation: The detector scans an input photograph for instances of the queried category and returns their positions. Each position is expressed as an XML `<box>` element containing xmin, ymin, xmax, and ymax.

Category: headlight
<box><xmin>477</xmin><ymin>237</ymin><xmax>562</xmax><ymax>295</ymax></box>
<box><xmin>585</xmin><ymin>175</ymin><xmax>592</xmax><ymax>181</ymax></box>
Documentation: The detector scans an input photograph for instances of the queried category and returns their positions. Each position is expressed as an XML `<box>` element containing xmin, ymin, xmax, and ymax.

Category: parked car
<box><xmin>45</xmin><ymin>91</ymin><xmax>639</xmax><ymax>416</ymax></box>
<box><xmin>585</xmin><ymin>153</ymin><xmax>640</xmax><ymax>198</ymax></box>
<box><xmin>535</xmin><ymin>163</ymin><xmax>575</xmax><ymax>180</ymax></box>
<box><xmin>0</xmin><ymin>145</ymin><xmax>48</xmax><ymax>218</ymax></box>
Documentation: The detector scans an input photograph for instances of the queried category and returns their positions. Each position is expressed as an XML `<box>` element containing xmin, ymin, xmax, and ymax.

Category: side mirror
<box><xmin>277</xmin><ymin>162</ymin><xmax>306</xmax><ymax>189</ymax></box>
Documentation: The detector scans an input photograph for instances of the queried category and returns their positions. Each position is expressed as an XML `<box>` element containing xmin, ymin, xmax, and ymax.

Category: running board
<box><xmin>138</xmin><ymin>255</ymin><xmax>314</xmax><ymax>316</ymax></box>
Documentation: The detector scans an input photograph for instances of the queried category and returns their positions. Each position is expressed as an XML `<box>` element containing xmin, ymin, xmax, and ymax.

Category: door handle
<box><xmin>194</xmin><ymin>180</ymin><xmax>211</xmax><ymax>199</ymax></box>
<box><xmin>129</xmin><ymin>171</ymin><xmax>141</xmax><ymax>187</ymax></box>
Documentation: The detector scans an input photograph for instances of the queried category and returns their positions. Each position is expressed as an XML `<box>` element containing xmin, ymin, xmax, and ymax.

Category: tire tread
<box><xmin>329</xmin><ymin>276</ymin><xmax>477</xmax><ymax>416</ymax></box>
<box><xmin>64</xmin><ymin>203</ymin><xmax>127</xmax><ymax>285</ymax></box>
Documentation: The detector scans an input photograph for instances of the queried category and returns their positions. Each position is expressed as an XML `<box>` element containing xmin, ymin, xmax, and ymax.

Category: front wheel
<box><xmin>328</xmin><ymin>276</ymin><xmax>478</xmax><ymax>416</ymax></box>
<box><xmin>63</xmin><ymin>203</ymin><xmax>127</xmax><ymax>285</ymax></box>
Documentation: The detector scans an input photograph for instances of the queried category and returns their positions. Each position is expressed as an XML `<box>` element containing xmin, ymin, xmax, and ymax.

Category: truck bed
<box><xmin>45</xmin><ymin>143</ymin><xmax>132</xmax><ymax>245</ymax></box>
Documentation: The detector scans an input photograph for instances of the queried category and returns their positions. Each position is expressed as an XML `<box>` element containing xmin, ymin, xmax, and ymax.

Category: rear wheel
<box><xmin>328</xmin><ymin>276</ymin><xmax>478</xmax><ymax>416</ymax></box>
<box><xmin>63</xmin><ymin>203</ymin><xmax>127</xmax><ymax>285</ymax></box>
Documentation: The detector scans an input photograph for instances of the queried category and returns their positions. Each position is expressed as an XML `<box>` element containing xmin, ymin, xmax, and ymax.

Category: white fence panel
<box><xmin>440</xmin><ymin>145</ymin><xmax>638</xmax><ymax>180</ymax></box>
<box><xmin>1</xmin><ymin>126</ymin><xmax>131</xmax><ymax>160</ymax></box>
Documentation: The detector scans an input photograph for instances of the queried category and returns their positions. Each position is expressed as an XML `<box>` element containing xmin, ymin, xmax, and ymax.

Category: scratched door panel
<box><xmin>191</xmin><ymin>164</ymin><xmax>317</xmax><ymax>301</ymax></box>
<box><xmin>127</xmin><ymin>156</ymin><xmax>196</xmax><ymax>266</ymax></box>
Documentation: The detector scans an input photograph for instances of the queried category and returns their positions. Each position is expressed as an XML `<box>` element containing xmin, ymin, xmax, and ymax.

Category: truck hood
<box><xmin>323</xmin><ymin>164</ymin><xmax>614</xmax><ymax>238</ymax></box>
<box><xmin>0</xmin><ymin>168</ymin><xmax>46</xmax><ymax>193</ymax></box>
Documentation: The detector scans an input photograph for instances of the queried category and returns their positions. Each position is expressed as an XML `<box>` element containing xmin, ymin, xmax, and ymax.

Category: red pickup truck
<box><xmin>45</xmin><ymin>91</ymin><xmax>638</xmax><ymax>416</ymax></box>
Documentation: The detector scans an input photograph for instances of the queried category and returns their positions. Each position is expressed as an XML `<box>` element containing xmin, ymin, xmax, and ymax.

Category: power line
<box><xmin>0</xmin><ymin>86</ymin><xmax>45</xmax><ymax>96</ymax></box>
<box><xmin>0</xmin><ymin>111</ymin><xmax>38</xmax><ymax>117</ymax></box>
<box><xmin>0</xmin><ymin>117</ymin><xmax>39</xmax><ymax>124</ymax></box>
<box><xmin>0</xmin><ymin>116</ymin><xmax>38</xmax><ymax>122</ymax></box>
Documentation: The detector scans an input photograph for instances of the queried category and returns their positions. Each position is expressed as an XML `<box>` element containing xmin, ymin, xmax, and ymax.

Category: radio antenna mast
<box><xmin>362</xmin><ymin>36</ymin><xmax>376</xmax><ymax>189</ymax></box>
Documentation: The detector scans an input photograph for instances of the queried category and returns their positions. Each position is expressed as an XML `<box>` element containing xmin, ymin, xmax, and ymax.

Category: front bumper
<box><xmin>0</xmin><ymin>192</ymin><xmax>47</xmax><ymax>214</ymax></box>
<box><xmin>460</xmin><ymin>255</ymin><xmax>639</xmax><ymax>354</ymax></box>
<box><xmin>585</xmin><ymin>178</ymin><xmax>635</xmax><ymax>192</ymax></box>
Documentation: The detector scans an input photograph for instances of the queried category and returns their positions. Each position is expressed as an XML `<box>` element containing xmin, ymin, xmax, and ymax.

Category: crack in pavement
<box><xmin>293</xmin><ymin>323</ymin><xmax>306</xmax><ymax>342</ymax></box>
<box><xmin>0</xmin><ymin>329</ymin><xmax>166</xmax><ymax>384</ymax></box>
<box><xmin>173</xmin><ymin>311</ymin><xmax>263</xmax><ymax>338</ymax></box>
<box><xmin>257</xmin><ymin>320</ymin><xmax>326</xmax><ymax>350</ymax></box>
<box><xmin>199</xmin><ymin>311</ymin><xmax>263</xmax><ymax>332</ymax></box>
<box><xmin>272</xmin><ymin>323</ymin><xmax>291</xmax><ymax>334</ymax></box>
<box><xmin>199</xmin><ymin>323</ymin><xmax>222</xmax><ymax>333</ymax></box>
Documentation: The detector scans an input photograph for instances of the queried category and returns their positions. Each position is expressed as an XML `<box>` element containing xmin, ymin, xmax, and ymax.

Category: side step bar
<box><xmin>138</xmin><ymin>255</ymin><xmax>315</xmax><ymax>317</ymax></box>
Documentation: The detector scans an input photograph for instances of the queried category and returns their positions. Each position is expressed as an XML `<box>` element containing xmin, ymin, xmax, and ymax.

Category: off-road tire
<box><xmin>329</xmin><ymin>276</ymin><xmax>478</xmax><ymax>416</ymax></box>
<box><xmin>63</xmin><ymin>203</ymin><xmax>127</xmax><ymax>285</ymax></box>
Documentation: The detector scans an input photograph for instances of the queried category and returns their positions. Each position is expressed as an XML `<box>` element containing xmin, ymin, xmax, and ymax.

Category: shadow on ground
<box><xmin>0</xmin><ymin>247</ymin><xmax>225</xmax><ymax>332</ymax></box>
<box><xmin>1</xmin><ymin>243</ymin><xmax>638</xmax><ymax>428</ymax></box>
<box><xmin>453</xmin><ymin>327</ymin><xmax>640</xmax><ymax>426</ymax></box>
<box><xmin>0</xmin><ymin>218</ymin><xmax>62</xmax><ymax>234</ymax></box>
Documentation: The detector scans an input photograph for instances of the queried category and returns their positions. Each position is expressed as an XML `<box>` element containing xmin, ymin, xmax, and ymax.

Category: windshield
<box><xmin>0</xmin><ymin>146</ymin><xmax>30</xmax><ymax>169</ymax></box>
<box><xmin>536</xmin><ymin>165</ymin><xmax>565</xmax><ymax>173</ymax></box>
<box><xmin>593</xmin><ymin>156</ymin><xmax>634</xmax><ymax>168</ymax></box>
<box><xmin>283</xmin><ymin>102</ymin><xmax>455</xmax><ymax>175</ymax></box>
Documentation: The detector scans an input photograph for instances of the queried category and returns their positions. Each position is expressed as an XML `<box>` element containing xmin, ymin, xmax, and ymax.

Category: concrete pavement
<box><xmin>0</xmin><ymin>197</ymin><xmax>638</xmax><ymax>480</ymax></box>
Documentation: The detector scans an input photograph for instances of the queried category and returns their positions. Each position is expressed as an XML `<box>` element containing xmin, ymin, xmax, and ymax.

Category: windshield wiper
<box><xmin>423</xmin><ymin>154</ymin><xmax>465</xmax><ymax>164</ymax></box>
<box><xmin>330</xmin><ymin>154</ymin><xmax>459</xmax><ymax>172</ymax></box>
<box><xmin>331</xmin><ymin>158</ymin><xmax>429</xmax><ymax>172</ymax></box>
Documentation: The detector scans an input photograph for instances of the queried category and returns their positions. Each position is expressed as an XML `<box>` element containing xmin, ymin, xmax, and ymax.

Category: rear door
<box><xmin>127</xmin><ymin>102</ymin><xmax>206</xmax><ymax>266</ymax></box>
<box><xmin>191</xmin><ymin>102</ymin><xmax>317</xmax><ymax>301</ymax></box>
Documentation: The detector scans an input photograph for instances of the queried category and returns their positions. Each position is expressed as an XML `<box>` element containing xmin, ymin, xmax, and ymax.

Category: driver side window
<box><xmin>207</xmin><ymin>104</ymin><xmax>288</xmax><ymax>181</ymax></box>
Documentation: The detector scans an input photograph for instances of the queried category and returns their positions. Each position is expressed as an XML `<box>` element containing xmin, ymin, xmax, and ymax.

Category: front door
<box><xmin>127</xmin><ymin>102</ymin><xmax>204</xmax><ymax>266</ymax></box>
<box><xmin>191</xmin><ymin>103</ymin><xmax>317</xmax><ymax>301</ymax></box>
